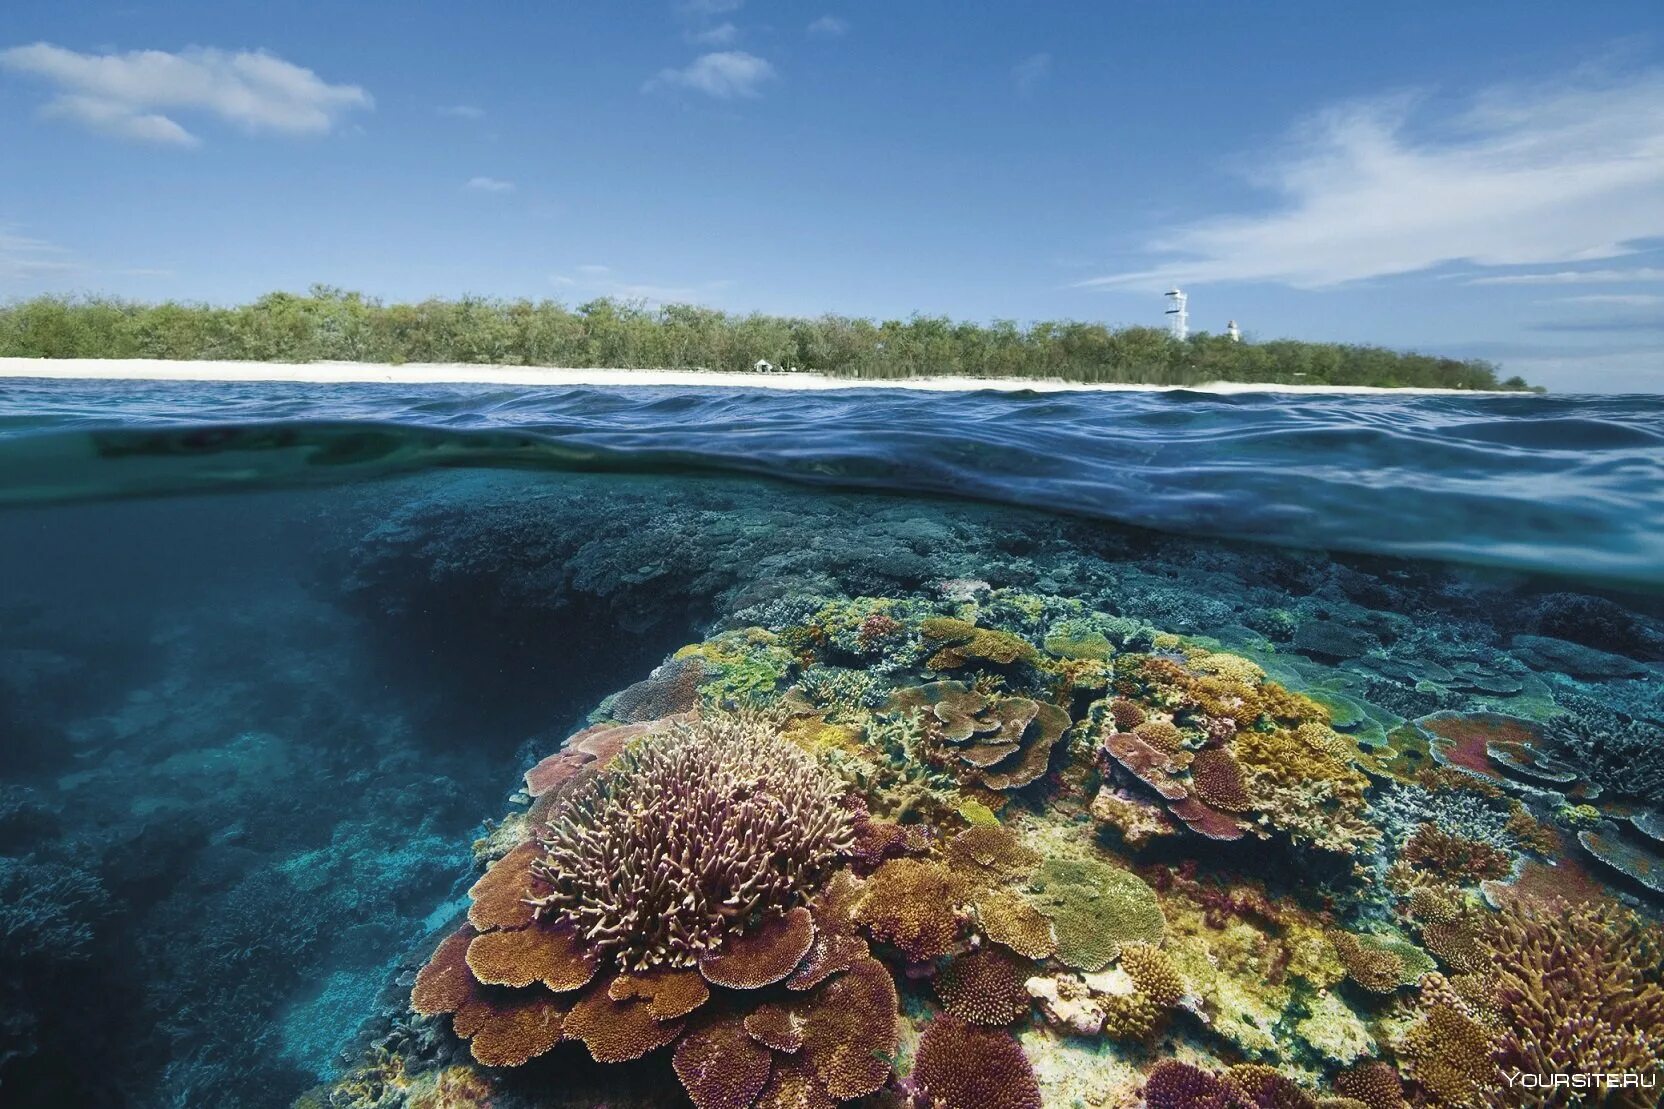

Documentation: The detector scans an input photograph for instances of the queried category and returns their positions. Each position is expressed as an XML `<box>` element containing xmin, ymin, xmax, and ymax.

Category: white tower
<box><xmin>1226</xmin><ymin>319</ymin><xmax>1241</xmax><ymax>342</ymax></box>
<box><xmin>1164</xmin><ymin>287</ymin><xmax>1188</xmax><ymax>341</ymax></box>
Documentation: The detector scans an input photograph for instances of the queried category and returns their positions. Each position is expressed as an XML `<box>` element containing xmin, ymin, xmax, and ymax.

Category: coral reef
<box><xmin>529</xmin><ymin>714</ymin><xmax>853</xmax><ymax>971</ymax></box>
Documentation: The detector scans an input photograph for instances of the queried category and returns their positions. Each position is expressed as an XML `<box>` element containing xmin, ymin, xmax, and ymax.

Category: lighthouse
<box><xmin>1226</xmin><ymin>319</ymin><xmax>1241</xmax><ymax>342</ymax></box>
<box><xmin>1164</xmin><ymin>288</ymin><xmax>1188</xmax><ymax>341</ymax></box>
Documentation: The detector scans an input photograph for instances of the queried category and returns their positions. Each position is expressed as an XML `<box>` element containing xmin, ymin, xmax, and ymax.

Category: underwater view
<box><xmin>1</xmin><ymin>381</ymin><xmax>1661</xmax><ymax>1109</ymax></box>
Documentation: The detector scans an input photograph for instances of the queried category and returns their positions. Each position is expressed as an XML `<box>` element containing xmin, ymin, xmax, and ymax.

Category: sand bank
<box><xmin>0</xmin><ymin>357</ymin><xmax>1512</xmax><ymax>395</ymax></box>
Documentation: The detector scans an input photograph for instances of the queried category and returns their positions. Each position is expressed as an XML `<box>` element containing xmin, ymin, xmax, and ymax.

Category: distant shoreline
<box><xmin>0</xmin><ymin>358</ymin><xmax>1520</xmax><ymax>396</ymax></box>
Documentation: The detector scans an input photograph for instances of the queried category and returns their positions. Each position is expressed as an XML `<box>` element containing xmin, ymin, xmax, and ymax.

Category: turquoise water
<box><xmin>0</xmin><ymin>380</ymin><xmax>1660</xmax><ymax>1107</ymax></box>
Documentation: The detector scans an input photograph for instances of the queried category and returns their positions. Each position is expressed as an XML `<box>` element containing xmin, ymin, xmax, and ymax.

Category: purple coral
<box><xmin>529</xmin><ymin>713</ymin><xmax>854</xmax><ymax>971</ymax></box>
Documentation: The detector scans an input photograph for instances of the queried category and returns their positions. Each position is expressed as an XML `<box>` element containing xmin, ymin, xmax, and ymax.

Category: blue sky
<box><xmin>2</xmin><ymin>1</ymin><xmax>1661</xmax><ymax>391</ymax></box>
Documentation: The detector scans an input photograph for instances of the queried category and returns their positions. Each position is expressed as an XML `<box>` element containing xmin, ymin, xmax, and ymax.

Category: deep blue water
<box><xmin>0</xmin><ymin>378</ymin><xmax>1661</xmax><ymax>1108</ymax></box>
<box><xmin>1</xmin><ymin>380</ymin><xmax>1661</xmax><ymax>587</ymax></box>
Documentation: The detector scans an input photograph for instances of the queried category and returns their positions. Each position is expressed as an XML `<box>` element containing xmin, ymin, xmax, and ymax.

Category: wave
<box><xmin>1</xmin><ymin>379</ymin><xmax>1661</xmax><ymax>588</ymax></box>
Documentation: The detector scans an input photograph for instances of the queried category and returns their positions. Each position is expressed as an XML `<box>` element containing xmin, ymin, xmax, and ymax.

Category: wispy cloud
<box><xmin>1466</xmin><ymin>266</ymin><xmax>1664</xmax><ymax>286</ymax></box>
<box><xmin>0</xmin><ymin>228</ymin><xmax>80</xmax><ymax>281</ymax></box>
<box><xmin>645</xmin><ymin>51</ymin><xmax>775</xmax><ymax>99</ymax></box>
<box><xmin>1013</xmin><ymin>53</ymin><xmax>1052</xmax><ymax>95</ymax></box>
<box><xmin>808</xmin><ymin>16</ymin><xmax>848</xmax><ymax>38</ymax></box>
<box><xmin>438</xmin><ymin>104</ymin><xmax>485</xmax><ymax>119</ymax></box>
<box><xmin>0</xmin><ymin>43</ymin><xmax>371</xmax><ymax>146</ymax></box>
<box><xmin>688</xmin><ymin>22</ymin><xmax>739</xmax><ymax>47</ymax></box>
<box><xmin>465</xmin><ymin>176</ymin><xmax>515</xmax><ymax>193</ymax></box>
<box><xmin>552</xmin><ymin>267</ymin><xmax>732</xmax><ymax>305</ymax></box>
<box><xmin>1555</xmin><ymin>293</ymin><xmax>1664</xmax><ymax>306</ymax></box>
<box><xmin>1080</xmin><ymin>67</ymin><xmax>1664</xmax><ymax>290</ymax></box>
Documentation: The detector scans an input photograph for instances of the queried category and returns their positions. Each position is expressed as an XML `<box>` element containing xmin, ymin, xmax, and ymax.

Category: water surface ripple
<box><xmin>1</xmin><ymin>379</ymin><xmax>1661</xmax><ymax>587</ymax></box>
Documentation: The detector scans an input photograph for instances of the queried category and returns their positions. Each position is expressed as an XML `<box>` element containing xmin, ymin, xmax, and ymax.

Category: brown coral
<box><xmin>909</xmin><ymin>1016</ymin><xmax>1042</xmax><ymax>1109</ymax></box>
<box><xmin>792</xmin><ymin>957</ymin><xmax>899</xmax><ymax>1100</ymax></box>
<box><xmin>672</xmin><ymin>1016</ymin><xmax>773</xmax><ymax>1109</ymax></box>
<box><xmin>1132</xmin><ymin>718</ymin><xmax>1185</xmax><ymax>755</ymax></box>
<box><xmin>1108</xmin><ymin>697</ymin><xmax>1147</xmax><ymax>732</ymax></box>
<box><xmin>529</xmin><ymin>714</ymin><xmax>852</xmax><ymax>972</ymax></box>
<box><xmin>464</xmin><ymin>919</ymin><xmax>599</xmax><ymax>992</ymax></box>
<box><xmin>607</xmin><ymin>968</ymin><xmax>711</xmax><ymax>1021</ymax></box>
<box><xmin>413</xmin><ymin>927</ymin><xmax>482</xmax><ymax>1018</ymax></box>
<box><xmin>563</xmin><ymin>976</ymin><xmax>687</xmax><ymax>1063</ymax></box>
<box><xmin>450</xmin><ymin>990</ymin><xmax>568</xmax><ymax>1068</ymax></box>
<box><xmin>919</xmin><ymin>617</ymin><xmax>1039</xmax><ymax>670</ymax></box>
<box><xmin>1475</xmin><ymin>897</ymin><xmax>1664</xmax><ymax>1086</ymax></box>
<box><xmin>1333</xmin><ymin>1062</ymin><xmax>1406</xmax><ymax>1109</ymax></box>
<box><xmin>934</xmin><ymin>948</ymin><xmax>1032</xmax><ymax>1026</ymax></box>
<box><xmin>699</xmin><ymin>906</ymin><xmax>816</xmax><ymax>990</ymax></box>
<box><xmin>854</xmin><ymin>857</ymin><xmax>965</xmax><ymax>962</ymax></box>
<box><xmin>787</xmin><ymin>871</ymin><xmax>870</xmax><ymax>991</ymax></box>
<box><xmin>1330</xmin><ymin>931</ymin><xmax>1407</xmax><ymax>995</ymax></box>
<box><xmin>1398</xmin><ymin>1003</ymin><xmax>1496</xmax><ymax>1105</ymax></box>
<box><xmin>466</xmin><ymin>842</ymin><xmax>542</xmax><ymax>931</ymax></box>
<box><xmin>1190</xmin><ymin>747</ymin><xmax>1252</xmax><ymax>812</ymax></box>
<box><xmin>1402</xmin><ymin>825</ymin><xmax>1513</xmax><ymax>883</ymax></box>
<box><xmin>971</xmin><ymin>887</ymin><xmax>1056</xmax><ymax>959</ymax></box>
<box><xmin>947</xmin><ymin>824</ymin><xmax>1040</xmax><ymax>880</ymax></box>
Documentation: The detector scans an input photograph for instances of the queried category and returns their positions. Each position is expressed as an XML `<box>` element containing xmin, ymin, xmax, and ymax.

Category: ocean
<box><xmin>0</xmin><ymin>379</ymin><xmax>1659</xmax><ymax>1108</ymax></box>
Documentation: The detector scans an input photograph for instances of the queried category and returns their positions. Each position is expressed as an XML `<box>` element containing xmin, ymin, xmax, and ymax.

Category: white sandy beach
<box><xmin>0</xmin><ymin>357</ymin><xmax>1509</xmax><ymax>395</ymax></box>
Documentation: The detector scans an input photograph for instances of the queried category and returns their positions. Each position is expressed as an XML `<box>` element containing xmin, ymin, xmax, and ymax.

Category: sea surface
<box><xmin>0</xmin><ymin>378</ymin><xmax>1660</xmax><ymax>1108</ymax></box>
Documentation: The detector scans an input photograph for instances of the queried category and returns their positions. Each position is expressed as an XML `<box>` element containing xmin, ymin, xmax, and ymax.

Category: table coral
<box><xmin>1031</xmin><ymin>856</ymin><xmax>1165</xmax><ymax>972</ymax></box>
<box><xmin>935</xmin><ymin>948</ymin><xmax>1032</xmax><ymax>1026</ymax></box>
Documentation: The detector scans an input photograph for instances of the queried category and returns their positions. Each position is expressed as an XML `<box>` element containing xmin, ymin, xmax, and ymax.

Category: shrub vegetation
<box><xmin>0</xmin><ymin>286</ymin><xmax>1535</xmax><ymax>390</ymax></box>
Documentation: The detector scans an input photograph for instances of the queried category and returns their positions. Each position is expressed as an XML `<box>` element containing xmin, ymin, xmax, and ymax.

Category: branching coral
<box><xmin>934</xmin><ymin>948</ymin><xmax>1032</xmax><ymax>1026</ymax></box>
<box><xmin>1401</xmin><ymin>825</ymin><xmax>1513</xmax><ymax>884</ymax></box>
<box><xmin>1474</xmin><ymin>898</ymin><xmax>1664</xmax><ymax>1088</ymax></box>
<box><xmin>908</xmin><ymin>1015</ymin><xmax>1042</xmax><ymax>1109</ymax></box>
<box><xmin>529</xmin><ymin>714</ymin><xmax>853</xmax><ymax>971</ymax></box>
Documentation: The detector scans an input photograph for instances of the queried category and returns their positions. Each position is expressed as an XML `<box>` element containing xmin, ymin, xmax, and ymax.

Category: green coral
<box><xmin>673</xmin><ymin>629</ymin><xmax>796</xmax><ymax>706</ymax></box>
<box><xmin>1043</xmin><ymin>618</ymin><xmax>1115</xmax><ymax>661</ymax></box>
<box><xmin>919</xmin><ymin>617</ymin><xmax>1040</xmax><ymax>671</ymax></box>
<box><xmin>1030</xmin><ymin>857</ymin><xmax>1165</xmax><ymax>972</ymax></box>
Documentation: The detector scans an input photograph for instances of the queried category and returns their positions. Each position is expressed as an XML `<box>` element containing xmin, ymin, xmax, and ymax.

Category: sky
<box><xmin>1</xmin><ymin>1</ymin><xmax>1661</xmax><ymax>392</ymax></box>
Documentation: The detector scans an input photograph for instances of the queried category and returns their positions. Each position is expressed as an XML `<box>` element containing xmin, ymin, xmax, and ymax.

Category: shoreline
<box><xmin>0</xmin><ymin>356</ymin><xmax>1519</xmax><ymax>395</ymax></box>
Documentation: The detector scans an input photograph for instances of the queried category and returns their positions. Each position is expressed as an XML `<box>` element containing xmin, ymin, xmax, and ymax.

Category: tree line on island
<box><xmin>0</xmin><ymin>287</ymin><xmax>1538</xmax><ymax>390</ymax></box>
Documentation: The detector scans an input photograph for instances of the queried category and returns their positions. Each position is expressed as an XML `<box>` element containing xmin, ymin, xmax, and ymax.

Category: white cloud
<box><xmin>1466</xmin><ymin>267</ymin><xmax>1664</xmax><ymax>286</ymax></box>
<box><xmin>808</xmin><ymin>16</ymin><xmax>848</xmax><ymax>37</ymax></box>
<box><xmin>465</xmin><ymin>176</ymin><xmax>515</xmax><ymax>193</ymax></box>
<box><xmin>646</xmin><ymin>51</ymin><xmax>775</xmax><ymax>99</ymax></box>
<box><xmin>438</xmin><ymin>104</ymin><xmax>485</xmax><ymax>119</ymax></box>
<box><xmin>1080</xmin><ymin>68</ymin><xmax>1664</xmax><ymax>290</ymax></box>
<box><xmin>688</xmin><ymin>23</ymin><xmax>739</xmax><ymax>47</ymax></box>
<box><xmin>1555</xmin><ymin>293</ymin><xmax>1664</xmax><ymax>306</ymax></box>
<box><xmin>1013</xmin><ymin>53</ymin><xmax>1051</xmax><ymax>95</ymax></box>
<box><xmin>0</xmin><ymin>43</ymin><xmax>371</xmax><ymax>146</ymax></box>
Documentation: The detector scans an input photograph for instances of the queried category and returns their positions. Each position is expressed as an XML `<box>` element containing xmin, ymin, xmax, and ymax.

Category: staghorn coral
<box><xmin>1475</xmin><ymin>898</ymin><xmax>1664</xmax><ymax>1091</ymax></box>
<box><xmin>1031</xmin><ymin>856</ymin><xmax>1164</xmax><ymax>971</ymax></box>
<box><xmin>908</xmin><ymin>1015</ymin><xmax>1042</xmax><ymax>1109</ymax></box>
<box><xmin>1401</xmin><ymin>825</ymin><xmax>1513</xmax><ymax>884</ymax></box>
<box><xmin>934</xmin><ymin>948</ymin><xmax>1032</xmax><ymax>1025</ymax></box>
<box><xmin>529</xmin><ymin>714</ymin><xmax>853</xmax><ymax>971</ymax></box>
